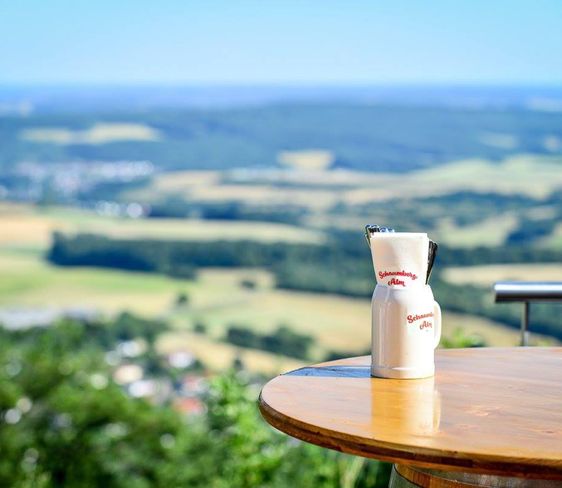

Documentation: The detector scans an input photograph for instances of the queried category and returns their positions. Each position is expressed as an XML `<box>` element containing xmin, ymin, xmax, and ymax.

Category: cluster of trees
<box><xmin>506</xmin><ymin>218</ymin><xmax>559</xmax><ymax>245</ymax></box>
<box><xmin>149</xmin><ymin>198</ymin><xmax>308</xmax><ymax>224</ymax></box>
<box><xmin>49</xmin><ymin>229</ymin><xmax>562</xmax><ymax>280</ymax></box>
<box><xmin>84</xmin><ymin>311</ymin><xmax>168</xmax><ymax>349</ymax></box>
<box><xmin>48</xmin><ymin>232</ymin><xmax>321</xmax><ymax>273</ymax></box>
<box><xmin>48</xmin><ymin>232</ymin><xmax>198</xmax><ymax>279</ymax></box>
<box><xmin>0</xmin><ymin>321</ymin><xmax>391</xmax><ymax>487</ymax></box>
<box><xmin>226</xmin><ymin>325</ymin><xmax>314</xmax><ymax>360</ymax></box>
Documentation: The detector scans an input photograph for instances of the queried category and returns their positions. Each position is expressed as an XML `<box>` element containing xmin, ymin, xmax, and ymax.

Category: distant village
<box><xmin>0</xmin><ymin>306</ymin><xmax>208</xmax><ymax>417</ymax></box>
<box><xmin>0</xmin><ymin>159</ymin><xmax>153</xmax><ymax>217</ymax></box>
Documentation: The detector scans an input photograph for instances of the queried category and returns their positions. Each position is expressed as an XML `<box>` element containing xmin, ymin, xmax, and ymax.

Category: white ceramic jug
<box><xmin>367</xmin><ymin>229</ymin><xmax>441</xmax><ymax>379</ymax></box>
<box><xmin>371</xmin><ymin>284</ymin><xmax>441</xmax><ymax>378</ymax></box>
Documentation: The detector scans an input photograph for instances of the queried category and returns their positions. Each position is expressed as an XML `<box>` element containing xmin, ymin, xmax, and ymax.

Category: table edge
<box><xmin>259</xmin><ymin>351</ymin><xmax>562</xmax><ymax>480</ymax></box>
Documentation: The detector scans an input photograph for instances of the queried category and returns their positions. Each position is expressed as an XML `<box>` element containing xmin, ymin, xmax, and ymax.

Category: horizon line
<box><xmin>2</xmin><ymin>81</ymin><xmax>562</xmax><ymax>89</ymax></box>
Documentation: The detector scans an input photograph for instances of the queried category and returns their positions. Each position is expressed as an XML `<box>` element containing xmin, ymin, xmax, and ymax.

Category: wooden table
<box><xmin>259</xmin><ymin>348</ymin><xmax>562</xmax><ymax>487</ymax></box>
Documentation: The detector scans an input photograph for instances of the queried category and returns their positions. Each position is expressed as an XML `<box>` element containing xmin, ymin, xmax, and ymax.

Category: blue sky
<box><xmin>1</xmin><ymin>0</ymin><xmax>562</xmax><ymax>85</ymax></box>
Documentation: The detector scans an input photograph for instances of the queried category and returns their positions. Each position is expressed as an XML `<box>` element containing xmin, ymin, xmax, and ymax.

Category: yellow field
<box><xmin>173</xmin><ymin>270</ymin><xmax>374</xmax><ymax>353</ymax></box>
<box><xmin>134</xmin><ymin>171</ymin><xmax>220</xmax><ymax>197</ymax></box>
<box><xmin>130</xmin><ymin>155</ymin><xmax>562</xmax><ymax>211</ymax></box>
<box><xmin>166</xmin><ymin>269</ymin><xmax>558</xmax><ymax>353</ymax></box>
<box><xmin>344</xmin><ymin>155</ymin><xmax>562</xmax><ymax>203</ymax></box>
<box><xmin>128</xmin><ymin>178</ymin><xmax>340</xmax><ymax>211</ymax></box>
<box><xmin>409</xmin><ymin>155</ymin><xmax>562</xmax><ymax>199</ymax></box>
<box><xmin>0</xmin><ymin>205</ymin><xmax>323</xmax><ymax>247</ymax></box>
<box><xmin>443</xmin><ymin>263</ymin><xmax>562</xmax><ymax>286</ymax></box>
<box><xmin>434</xmin><ymin>214</ymin><xmax>519</xmax><ymax>248</ymax></box>
<box><xmin>0</xmin><ymin>204</ymin><xmax>63</xmax><ymax>248</ymax></box>
<box><xmin>277</xmin><ymin>150</ymin><xmax>335</xmax><ymax>170</ymax></box>
<box><xmin>20</xmin><ymin>122</ymin><xmax>161</xmax><ymax>145</ymax></box>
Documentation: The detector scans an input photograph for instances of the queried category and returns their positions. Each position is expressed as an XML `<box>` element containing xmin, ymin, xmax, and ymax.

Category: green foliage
<box><xmin>175</xmin><ymin>292</ymin><xmax>190</xmax><ymax>306</ymax></box>
<box><xmin>440</xmin><ymin>328</ymin><xmax>486</xmax><ymax>348</ymax></box>
<box><xmin>200</xmin><ymin>372</ymin><xmax>390</xmax><ymax>488</ymax></box>
<box><xmin>240</xmin><ymin>278</ymin><xmax>257</xmax><ymax>290</ymax></box>
<box><xmin>48</xmin><ymin>232</ymin><xmax>198</xmax><ymax>278</ymax></box>
<box><xmin>261</xmin><ymin>326</ymin><xmax>314</xmax><ymax>360</ymax></box>
<box><xmin>193</xmin><ymin>322</ymin><xmax>208</xmax><ymax>334</ymax></box>
<box><xmin>226</xmin><ymin>326</ymin><xmax>261</xmax><ymax>349</ymax></box>
<box><xmin>0</xmin><ymin>324</ymin><xmax>390</xmax><ymax>488</ymax></box>
<box><xmin>79</xmin><ymin>312</ymin><xmax>167</xmax><ymax>350</ymax></box>
<box><xmin>0</xmin><ymin>325</ymin><xmax>195</xmax><ymax>487</ymax></box>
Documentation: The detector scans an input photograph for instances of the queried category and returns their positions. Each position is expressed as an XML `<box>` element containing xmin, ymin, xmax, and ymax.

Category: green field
<box><xmin>0</xmin><ymin>247</ymin><xmax>306</xmax><ymax>374</ymax></box>
<box><xmin>0</xmin><ymin>249</ymin><xmax>189</xmax><ymax>315</ymax></box>
<box><xmin>1</xmin><ymin>244</ymin><xmax>556</xmax><ymax>375</ymax></box>
<box><xmin>164</xmin><ymin>269</ymin><xmax>557</xmax><ymax>351</ymax></box>
<box><xmin>1</xmin><ymin>199</ymin><xmax>560</xmax><ymax>377</ymax></box>
<box><xmin>540</xmin><ymin>223</ymin><xmax>562</xmax><ymax>248</ymax></box>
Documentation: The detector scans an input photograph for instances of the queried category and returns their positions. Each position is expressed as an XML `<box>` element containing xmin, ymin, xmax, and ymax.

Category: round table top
<box><xmin>259</xmin><ymin>348</ymin><xmax>562</xmax><ymax>480</ymax></box>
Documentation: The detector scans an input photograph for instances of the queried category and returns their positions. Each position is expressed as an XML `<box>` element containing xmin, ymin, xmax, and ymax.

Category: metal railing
<box><xmin>493</xmin><ymin>282</ymin><xmax>562</xmax><ymax>346</ymax></box>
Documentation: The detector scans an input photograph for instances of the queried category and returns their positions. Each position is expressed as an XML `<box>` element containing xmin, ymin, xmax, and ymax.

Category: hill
<box><xmin>1</xmin><ymin>103</ymin><xmax>562</xmax><ymax>173</ymax></box>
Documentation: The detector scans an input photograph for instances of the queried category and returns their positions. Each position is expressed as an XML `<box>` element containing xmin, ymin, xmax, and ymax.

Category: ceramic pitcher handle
<box><xmin>433</xmin><ymin>300</ymin><xmax>442</xmax><ymax>349</ymax></box>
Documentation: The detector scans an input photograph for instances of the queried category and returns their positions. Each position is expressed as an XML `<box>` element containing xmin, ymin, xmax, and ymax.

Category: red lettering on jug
<box><xmin>388</xmin><ymin>278</ymin><xmax>405</xmax><ymax>287</ymax></box>
<box><xmin>379</xmin><ymin>270</ymin><xmax>418</xmax><ymax>281</ymax></box>
<box><xmin>419</xmin><ymin>320</ymin><xmax>433</xmax><ymax>330</ymax></box>
<box><xmin>407</xmin><ymin>312</ymin><xmax>434</xmax><ymax>324</ymax></box>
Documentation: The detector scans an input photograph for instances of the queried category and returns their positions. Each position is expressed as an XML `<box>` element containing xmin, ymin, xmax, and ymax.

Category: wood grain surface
<box><xmin>259</xmin><ymin>348</ymin><xmax>562</xmax><ymax>479</ymax></box>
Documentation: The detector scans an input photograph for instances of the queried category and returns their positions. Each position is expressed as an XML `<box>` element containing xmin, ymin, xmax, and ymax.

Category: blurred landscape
<box><xmin>2</xmin><ymin>84</ymin><xmax>562</xmax><ymax>486</ymax></box>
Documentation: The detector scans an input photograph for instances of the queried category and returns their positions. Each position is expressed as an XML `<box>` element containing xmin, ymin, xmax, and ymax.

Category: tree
<box><xmin>240</xmin><ymin>279</ymin><xmax>257</xmax><ymax>290</ymax></box>
<box><xmin>0</xmin><ymin>322</ymin><xmax>391</xmax><ymax>487</ymax></box>
<box><xmin>193</xmin><ymin>322</ymin><xmax>207</xmax><ymax>335</ymax></box>
<box><xmin>175</xmin><ymin>292</ymin><xmax>190</xmax><ymax>307</ymax></box>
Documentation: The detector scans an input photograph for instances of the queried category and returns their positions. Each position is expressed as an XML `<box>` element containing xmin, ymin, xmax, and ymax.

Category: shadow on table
<box><xmin>284</xmin><ymin>366</ymin><xmax>371</xmax><ymax>378</ymax></box>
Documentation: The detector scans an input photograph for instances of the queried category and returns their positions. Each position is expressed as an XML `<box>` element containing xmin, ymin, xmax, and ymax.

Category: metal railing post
<box><xmin>521</xmin><ymin>302</ymin><xmax>530</xmax><ymax>347</ymax></box>
<box><xmin>493</xmin><ymin>282</ymin><xmax>562</xmax><ymax>347</ymax></box>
